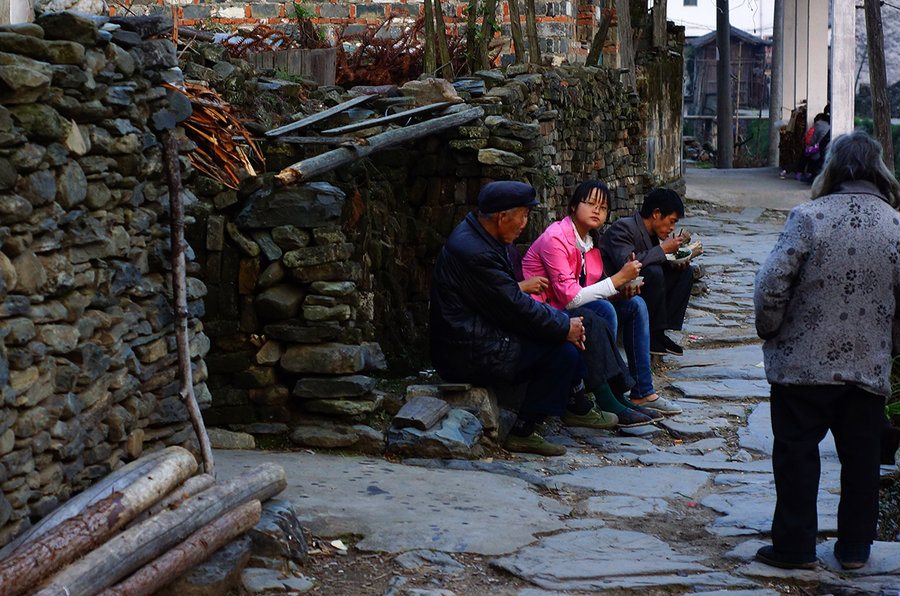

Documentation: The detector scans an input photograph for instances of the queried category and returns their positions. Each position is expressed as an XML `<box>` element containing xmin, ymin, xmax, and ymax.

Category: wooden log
<box><xmin>177</xmin><ymin>26</ymin><xmax>216</xmax><ymax>42</ymax></box>
<box><xmin>524</xmin><ymin>0</ymin><xmax>540</xmax><ymax>64</ymax></box>
<box><xmin>32</xmin><ymin>464</ymin><xmax>287</xmax><ymax>596</ymax></box>
<box><xmin>465</xmin><ymin>0</ymin><xmax>479</xmax><ymax>73</ymax></box>
<box><xmin>0</xmin><ymin>448</ymin><xmax>197</xmax><ymax>596</ymax></box>
<box><xmin>433</xmin><ymin>0</ymin><xmax>454</xmax><ymax>79</ymax></box>
<box><xmin>162</xmin><ymin>130</ymin><xmax>215</xmax><ymax>477</ymax></box>
<box><xmin>264</xmin><ymin>94</ymin><xmax>375</xmax><ymax>137</ymax></box>
<box><xmin>393</xmin><ymin>395</ymin><xmax>451</xmax><ymax>430</ymax></box>
<box><xmin>0</xmin><ymin>448</ymin><xmax>174</xmax><ymax>560</ymax></box>
<box><xmin>478</xmin><ymin>0</ymin><xmax>498</xmax><ymax>70</ymax></box>
<box><xmin>320</xmin><ymin>102</ymin><xmax>454</xmax><ymax>135</ymax></box>
<box><xmin>127</xmin><ymin>473</ymin><xmax>216</xmax><ymax>528</ymax></box>
<box><xmin>585</xmin><ymin>10</ymin><xmax>613</xmax><ymax>68</ymax></box>
<box><xmin>507</xmin><ymin>0</ymin><xmax>525</xmax><ymax>64</ymax></box>
<box><xmin>277</xmin><ymin>106</ymin><xmax>484</xmax><ymax>185</ymax></box>
<box><xmin>98</xmin><ymin>501</ymin><xmax>262</xmax><ymax>596</ymax></box>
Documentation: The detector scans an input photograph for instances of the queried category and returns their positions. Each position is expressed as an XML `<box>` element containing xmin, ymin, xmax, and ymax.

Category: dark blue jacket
<box><xmin>429</xmin><ymin>213</ymin><xmax>570</xmax><ymax>383</ymax></box>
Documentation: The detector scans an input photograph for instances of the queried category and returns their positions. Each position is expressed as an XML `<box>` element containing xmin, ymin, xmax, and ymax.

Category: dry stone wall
<box><xmin>196</xmin><ymin>63</ymin><xmax>651</xmax><ymax>449</ymax></box>
<box><xmin>0</xmin><ymin>13</ymin><xmax>207</xmax><ymax>546</ymax></box>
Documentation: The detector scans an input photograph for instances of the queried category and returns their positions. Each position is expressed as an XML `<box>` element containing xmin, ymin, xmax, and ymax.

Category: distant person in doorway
<box><xmin>753</xmin><ymin>131</ymin><xmax>900</xmax><ymax>570</ymax></box>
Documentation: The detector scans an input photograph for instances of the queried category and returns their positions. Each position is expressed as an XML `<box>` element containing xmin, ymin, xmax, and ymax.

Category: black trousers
<box><xmin>770</xmin><ymin>383</ymin><xmax>885</xmax><ymax>555</ymax></box>
<box><xmin>639</xmin><ymin>263</ymin><xmax>693</xmax><ymax>332</ymax></box>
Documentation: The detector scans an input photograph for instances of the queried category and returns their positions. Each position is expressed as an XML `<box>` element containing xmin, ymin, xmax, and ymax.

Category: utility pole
<box><xmin>716</xmin><ymin>0</ymin><xmax>733</xmax><ymax>168</ymax></box>
<box><xmin>768</xmin><ymin>0</ymin><xmax>783</xmax><ymax>166</ymax></box>
<box><xmin>864</xmin><ymin>0</ymin><xmax>894</xmax><ymax>168</ymax></box>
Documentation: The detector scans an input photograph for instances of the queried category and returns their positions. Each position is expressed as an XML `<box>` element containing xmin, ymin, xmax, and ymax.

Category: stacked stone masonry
<box><xmin>0</xmin><ymin>14</ymin><xmax>209</xmax><ymax>547</ymax></box>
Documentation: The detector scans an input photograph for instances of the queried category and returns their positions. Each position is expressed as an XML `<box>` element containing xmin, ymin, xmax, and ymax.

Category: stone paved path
<box><xmin>216</xmin><ymin>201</ymin><xmax>900</xmax><ymax>594</ymax></box>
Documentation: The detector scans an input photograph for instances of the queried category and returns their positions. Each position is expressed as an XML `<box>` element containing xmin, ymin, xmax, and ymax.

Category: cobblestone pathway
<box><xmin>217</xmin><ymin>204</ymin><xmax>900</xmax><ymax>595</ymax></box>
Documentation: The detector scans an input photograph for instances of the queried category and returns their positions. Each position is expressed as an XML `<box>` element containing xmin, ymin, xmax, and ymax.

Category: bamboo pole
<box><xmin>33</xmin><ymin>464</ymin><xmax>286</xmax><ymax>596</ymax></box>
<box><xmin>423</xmin><ymin>0</ymin><xmax>437</xmax><ymax>74</ymax></box>
<box><xmin>161</xmin><ymin>130</ymin><xmax>215</xmax><ymax>476</ymax></box>
<box><xmin>433</xmin><ymin>0</ymin><xmax>454</xmax><ymax>79</ymax></box>
<box><xmin>98</xmin><ymin>501</ymin><xmax>262</xmax><ymax>596</ymax></box>
<box><xmin>276</xmin><ymin>107</ymin><xmax>485</xmax><ymax>185</ymax></box>
<box><xmin>0</xmin><ymin>448</ymin><xmax>197</xmax><ymax>596</ymax></box>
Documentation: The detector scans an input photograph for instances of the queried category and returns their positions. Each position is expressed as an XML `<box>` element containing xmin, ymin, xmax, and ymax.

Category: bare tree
<box><xmin>864</xmin><ymin>0</ymin><xmax>894</xmax><ymax>168</ymax></box>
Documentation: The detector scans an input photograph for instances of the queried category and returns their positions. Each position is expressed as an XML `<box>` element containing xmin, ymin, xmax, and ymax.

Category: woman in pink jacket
<box><xmin>522</xmin><ymin>180</ymin><xmax>682</xmax><ymax>419</ymax></box>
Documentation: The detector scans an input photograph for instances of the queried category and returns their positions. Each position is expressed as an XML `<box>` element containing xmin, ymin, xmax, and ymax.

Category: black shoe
<box><xmin>662</xmin><ymin>335</ymin><xmax>683</xmax><ymax>356</ymax></box>
<box><xmin>754</xmin><ymin>545</ymin><xmax>816</xmax><ymax>570</ymax></box>
<box><xmin>649</xmin><ymin>338</ymin><xmax>667</xmax><ymax>356</ymax></box>
<box><xmin>624</xmin><ymin>400</ymin><xmax>664</xmax><ymax>421</ymax></box>
<box><xmin>615</xmin><ymin>407</ymin><xmax>653</xmax><ymax>428</ymax></box>
<box><xmin>834</xmin><ymin>541</ymin><xmax>870</xmax><ymax>570</ymax></box>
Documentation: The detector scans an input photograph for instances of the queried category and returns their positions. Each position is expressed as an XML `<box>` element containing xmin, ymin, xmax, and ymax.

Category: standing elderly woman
<box><xmin>753</xmin><ymin>131</ymin><xmax>900</xmax><ymax>570</ymax></box>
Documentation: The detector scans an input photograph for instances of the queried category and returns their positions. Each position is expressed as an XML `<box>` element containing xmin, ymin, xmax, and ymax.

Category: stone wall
<box><xmin>194</xmin><ymin>62</ymin><xmax>650</xmax><ymax>448</ymax></box>
<box><xmin>0</xmin><ymin>14</ymin><xmax>207</xmax><ymax>546</ymax></box>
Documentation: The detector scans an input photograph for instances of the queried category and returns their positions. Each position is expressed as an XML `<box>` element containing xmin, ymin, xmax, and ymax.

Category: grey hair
<box><xmin>811</xmin><ymin>130</ymin><xmax>900</xmax><ymax>207</ymax></box>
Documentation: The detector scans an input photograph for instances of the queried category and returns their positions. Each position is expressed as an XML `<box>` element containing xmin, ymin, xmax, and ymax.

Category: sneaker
<box><xmin>754</xmin><ymin>545</ymin><xmax>817</xmax><ymax>570</ymax></box>
<box><xmin>563</xmin><ymin>408</ymin><xmax>618</xmax><ymax>429</ymax></box>
<box><xmin>834</xmin><ymin>541</ymin><xmax>870</xmax><ymax>570</ymax></box>
<box><xmin>503</xmin><ymin>432</ymin><xmax>567</xmax><ymax>456</ymax></box>
<box><xmin>639</xmin><ymin>396</ymin><xmax>683</xmax><ymax>415</ymax></box>
<box><xmin>662</xmin><ymin>335</ymin><xmax>683</xmax><ymax>356</ymax></box>
<box><xmin>615</xmin><ymin>407</ymin><xmax>654</xmax><ymax>428</ymax></box>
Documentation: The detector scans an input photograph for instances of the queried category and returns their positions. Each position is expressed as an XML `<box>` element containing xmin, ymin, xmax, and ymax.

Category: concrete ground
<box><xmin>684</xmin><ymin>166</ymin><xmax>812</xmax><ymax>211</ymax></box>
<box><xmin>215</xmin><ymin>168</ymin><xmax>899</xmax><ymax>594</ymax></box>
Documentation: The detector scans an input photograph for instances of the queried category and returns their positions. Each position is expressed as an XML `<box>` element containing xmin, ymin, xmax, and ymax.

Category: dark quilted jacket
<box><xmin>430</xmin><ymin>213</ymin><xmax>571</xmax><ymax>383</ymax></box>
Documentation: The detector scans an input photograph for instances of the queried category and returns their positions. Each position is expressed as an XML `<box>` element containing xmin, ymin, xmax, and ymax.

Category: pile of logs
<box><xmin>0</xmin><ymin>447</ymin><xmax>286</xmax><ymax>596</ymax></box>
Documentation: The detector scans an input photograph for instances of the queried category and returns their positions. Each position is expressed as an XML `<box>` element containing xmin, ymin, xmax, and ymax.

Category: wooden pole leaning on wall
<box><xmin>161</xmin><ymin>130</ymin><xmax>215</xmax><ymax>476</ymax></box>
<box><xmin>276</xmin><ymin>107</ymin><xmax>485</xmax><ymax>185</ymax></box>
<box><xmin>478</xmin><ymin>0</ymin><xmax>499</xmax><ymax>70</ymax></box>
<box><xmin>585</xmin><ymin>11</ymin><xmax>613</xmax><ymax>68</ymax></box>
<box><xmin>524</xmin><ymin>0</ymin><xmax>540</xmax><ymax>64</ymax></box>
<box><xmin>507</xmin><ymin>0</ymin><xmax>526</xmax><ymax>64</ymax></box>
<box><xmin>423</xmin><ymin>0</ymin><xmax>437</xmax><ymax>75</ymax></box>
<box><xmin>433</xmin><ymin>0</ymin><xmax>454</xmax><ymax>79</ymax></box>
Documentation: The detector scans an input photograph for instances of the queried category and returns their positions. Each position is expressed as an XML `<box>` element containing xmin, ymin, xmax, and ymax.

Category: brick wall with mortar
<box><xmin>0</xmin><ymin>14</ymin><xmax>208</xmax><ymax>546</ymax></box>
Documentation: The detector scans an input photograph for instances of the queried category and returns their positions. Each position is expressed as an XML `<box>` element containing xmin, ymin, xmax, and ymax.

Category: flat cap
<box><xmin>477</xmin><ymin>181</ymin><xmax>539</xmax><ymax>214</ymax></box>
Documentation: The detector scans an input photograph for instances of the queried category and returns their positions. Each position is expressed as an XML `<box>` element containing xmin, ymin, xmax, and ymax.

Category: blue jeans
<box><xmin>578</xmin><ymin>297</ymin><xmax>655</xmax><ymax>400</ymax></box>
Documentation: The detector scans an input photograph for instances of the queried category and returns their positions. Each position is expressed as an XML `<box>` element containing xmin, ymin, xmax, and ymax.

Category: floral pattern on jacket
<box><xmin>753</xmin><ymin>180</ymin><xmax>900</xmax><ymax>397</ymax></box>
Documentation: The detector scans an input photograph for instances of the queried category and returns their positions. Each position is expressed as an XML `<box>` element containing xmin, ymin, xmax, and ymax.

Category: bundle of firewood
<box><xmin>0</xmin><ymin>447</ymin><xmax>286</xmax><ymax>596</ymax></box>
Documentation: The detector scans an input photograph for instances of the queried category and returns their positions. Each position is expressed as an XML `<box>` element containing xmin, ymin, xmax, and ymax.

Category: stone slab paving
<box><xmin>545</xmin><ymin>466</ymin><xmax>712</xmax><ymax>498</ymax></box>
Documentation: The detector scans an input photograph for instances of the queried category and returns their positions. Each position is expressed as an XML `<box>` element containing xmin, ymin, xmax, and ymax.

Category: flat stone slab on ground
<box><xmin>493</xmin><ymin>528</ymin><xmax>756</xmax><ymax>592</ymax></box>
<box><xmin>214</xmin><ymin>450</ymin><xmax>565</xmax><ymax>555</ymax></box>
<box><xmin>668</xmin><ymin>364</ymin><xmax>767</xmax><ymax>381</ymax></box>
<box><xmin>816</xmin><ymin>538</ymin><xmax>900</xmax><ymax>576</ymax></box>
<box><xmin>578</xmin><ymin>495</ymin><xmax>669</xmax><ymax>517</ymax></box>
<box><xmin>671</xmin><ymin>344</ymin><xmax>764</xmax><ymax>369</ymax></box>
<box><xmin>546</xmin><ymin>466</ymin><xmax>711</xmax><ymax>498</ymax></box>
<box><xmin>670</xmin><ymin>379</ymin><xmax>771</xmax><ymax>400</ymax></box>
<box><xmin>659</xmin><ymin>418</ymin><xmax>718</xmax><ymax>439</ymax></box>
<box><xmin>735</xmin><ymin>561</ymin><xmax>837</xmax><ymax>583</ymax></box>
<box><xmin>580</xmin><ymin>435</ymin><xmax>657</xmax><ymax>454</ymax></box>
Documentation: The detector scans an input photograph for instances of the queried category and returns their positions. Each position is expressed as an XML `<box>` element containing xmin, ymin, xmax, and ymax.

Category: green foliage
<box><xmin>852</xmin><ymin>117</ymin><xmax>900</xmax><ymax>178</ymax></box>
<box><xmin>293</xmin><ymin>2</ymin><xmax>315</xmax><ymax>20</ymax></box>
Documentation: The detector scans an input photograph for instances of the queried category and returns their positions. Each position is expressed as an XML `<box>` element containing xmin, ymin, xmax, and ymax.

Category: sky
<box><xmin>666</xmin><ymin>0</ymin><xmax>776</xmax><ymax>38</ymax></box>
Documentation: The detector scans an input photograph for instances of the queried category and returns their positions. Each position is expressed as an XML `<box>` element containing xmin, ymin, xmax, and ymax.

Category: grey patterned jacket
<box><xmin>754</xmin><ymin>180</ymin><xmax>900</xmax><ymax>397</ymax></box>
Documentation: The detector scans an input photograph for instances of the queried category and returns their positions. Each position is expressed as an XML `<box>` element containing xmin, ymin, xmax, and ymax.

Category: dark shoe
<box><xmin>563</xmin><ymin>408</ymin><xmax>618</xmax><ymax>430</ymax></box>
<box><xmin>834</xmin><ymin>541</ymin><xmax>870</xmax><ymax>570</ymax></box>
<box><xmin>649</xmin><ymin>338</ymin><xmax>667</xmax><ymax>356</ymax></box>
<box><xmin>503</xmin><ymin>432</ymin><xmax>567</xmax><ymax>456</ymax></box>
<box><xmin>615</xmin><ymin>407</ymin><xmax>653</xmax><ymax>428</ymax></box>
<box><xmin>622</xmin><ymin>398</ymin><xmax>665</xmax><ymax>421</ymax></box>
<box><xmin>754</xmin><ymin>545</ymin><xmax>816</xmax><ymax>570</ymax></box>
<box><xmin>662</xmin><ymin>335</ymin><xmax>683</xmax><ymax>356</ymax></box>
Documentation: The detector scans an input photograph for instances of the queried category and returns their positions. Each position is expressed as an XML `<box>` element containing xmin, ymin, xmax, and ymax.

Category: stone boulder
<box><xmin>386</xmin><ymin>408</ymin><xmax>484</xmax><ymax>459</ymax></box>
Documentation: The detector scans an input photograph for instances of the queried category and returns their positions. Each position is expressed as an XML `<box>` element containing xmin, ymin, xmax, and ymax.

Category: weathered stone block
<box><xmin>302</xmin><ymin>304</ymin><xmax>351</xmax><ymax>322</ymax></box>
<box><xmin>282</xmin><ymin>243</ymin><xmax>353</xmax><ymax>269</ymax></box>
<box><xmin>293</xmin><ymin>375</ymin><xmax>377</xmax><ymax>399</ymax></box>
<box><xmin>255</xmin><ymin>284</ymin><xmax>305</xmax><ymax>320</ymax></box>
<box><xmin>309</xmin><ymin>281</ymin><xmax>355</xmax><ymax>297</ymax></box>
<box><xmin>271</xmin><ymin>225</ymin><xmax>309</xmax><ymax>251</ymax></box>
<box><xmin>280</xmin><ymin>343</ymin><xmax>367</xmax><ymax>374</ymax></box>
<box><xmin>263</xmin><ymin>321</ymin><xmax>340</xmax><ymax>344</ymax></box>
<box><xmin>236</xmin><ymin>182</ymin><xmax>344</xmax><ymax>229</ymax></box>
<box><xmin>38</xmin><ymin>325</ymin><xmax>79</xmax><ymax>354</ymax></box>
<box><xmin>303</xmin><ymin>397</ymin><xmax>380</xmax><ymax>417</ymax></box>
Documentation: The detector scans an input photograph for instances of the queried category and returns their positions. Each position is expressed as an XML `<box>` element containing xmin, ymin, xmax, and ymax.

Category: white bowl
<box><xmin>622</xmin><ymin>275</ymin><xmax>644</xmax><ymax>288</ymax></box>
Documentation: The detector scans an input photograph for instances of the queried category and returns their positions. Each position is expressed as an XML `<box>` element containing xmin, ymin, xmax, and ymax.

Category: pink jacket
<box><xmin>521</xmin><ymin>217</ymin><xmax>606</xmax><ymax>309</ymax></box>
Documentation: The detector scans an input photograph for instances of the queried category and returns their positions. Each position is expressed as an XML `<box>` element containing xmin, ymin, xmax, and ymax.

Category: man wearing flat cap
<box><xmin>430</xmin><ymin>181</ymin><xmax>612</xmax><ymax>456</ymax></box>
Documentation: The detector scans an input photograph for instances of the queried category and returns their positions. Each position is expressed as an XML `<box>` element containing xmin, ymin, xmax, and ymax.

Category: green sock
<box><xmin>614</xmin><ymin>392</ymin><xmax>640</xmax><ymax>410</ymax></box>
<box><xmin>592</xmin><ymin>383</ymin><xmax>627</xmax><ymax>414</ymax></box>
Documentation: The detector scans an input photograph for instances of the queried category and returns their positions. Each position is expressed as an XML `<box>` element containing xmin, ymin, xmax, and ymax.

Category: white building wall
<box><xmin>666</xmin><ymin>0</ymin><xmax>774</xmax><ymax>37</ymax></box>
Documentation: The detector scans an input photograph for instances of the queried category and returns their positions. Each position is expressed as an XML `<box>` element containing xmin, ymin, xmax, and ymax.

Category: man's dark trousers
<box><xmin>640</xmin><ymin>263</ymin><xmax>693</xmax><ymax>332</ymax></box>
<box><xmin>769</xmin><ymin>383</ymin><xmax>884</xmax><ymax>556</ymax></box>
<box><xmin>513</xmin><ymin>340</ymin><xmax>582</xmax><ymax>422</ymax></box>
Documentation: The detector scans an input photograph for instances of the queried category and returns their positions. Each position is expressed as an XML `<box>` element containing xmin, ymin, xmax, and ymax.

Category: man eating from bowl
<box><xmin>600</xmin><ymin>188</ymin><xmax>695</xmax><ymax>356</ymax></box>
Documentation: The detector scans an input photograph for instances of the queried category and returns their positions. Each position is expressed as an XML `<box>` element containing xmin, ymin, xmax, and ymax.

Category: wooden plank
<box><xmin>276</xmin><ymin>106</ymin><xmax>484</xmax><ymax>184</ymax></box>
<box><xmin>289</xmin><ymin>49</ymin><xmax>302</xmax><ymax>77</ymax></box>
<box><xmin>320</xmin><ymin>101</ymin><xmax>454</xmax><ymax>135</ymax></box>
<box><xmin>393</xmin><ymin>395</ymin><xmax>451</xmax><ymax>430</ymax></box>
<box><xmin>248</xmin><ymin>136</ymin><xmax>369</xmax><ymax>146</ymax></box>
<box><xmin>264</xmin><ymin>94</ymin><xmax>375</xmax><ymax>137</ymax></box>
<box><xmin>275</xmin><ymin>49</ymin><xmax>290</xmax><ymax>72</ymax></box>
